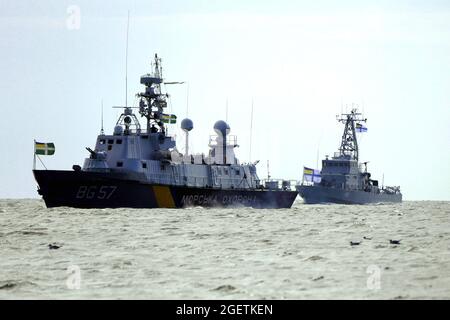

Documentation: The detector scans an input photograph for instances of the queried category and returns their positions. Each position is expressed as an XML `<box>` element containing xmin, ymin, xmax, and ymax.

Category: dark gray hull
<box><xmin>296</xmin><ymin>185</ymin><xmax>402</xmax><ymax>204</ymax></box>
<box><xmin>33</xmin><ymin>170</ymin><xmax>298</xmax><ymax>209</ymax></box>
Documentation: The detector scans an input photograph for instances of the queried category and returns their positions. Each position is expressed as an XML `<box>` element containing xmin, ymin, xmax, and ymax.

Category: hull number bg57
<box><xmin>75</xmin><ymin>186</ymin><xmax>117</xmax><ymax>199</ymax></box>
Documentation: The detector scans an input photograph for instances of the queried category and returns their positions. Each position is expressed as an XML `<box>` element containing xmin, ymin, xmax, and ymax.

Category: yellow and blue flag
<box><xmin>303</xmin><ymin>166</ymin><xmax>321</xmax><ymax>183</ymax></box>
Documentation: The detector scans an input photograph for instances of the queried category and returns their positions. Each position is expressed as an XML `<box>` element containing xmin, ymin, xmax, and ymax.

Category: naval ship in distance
<box><xmin>296</xmin><ymin>108</ymin><xmax>402</xmax><ymax>204</ymax></box>
<box><xmin>33</xmin><ymin>54</ymin><xmax>298</xmax><ymax>208</ymax></box>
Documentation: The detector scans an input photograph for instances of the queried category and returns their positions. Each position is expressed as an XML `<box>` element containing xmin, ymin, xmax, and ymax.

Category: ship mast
<box><xmin>137</xmin><ymin>54</ymin><xmax>170</xmax><ymax>133</ymax></box>
<box><xmin>336</xmin><ymin>108</ymin><xmax>366</xmax><ymax>161</ymax></box>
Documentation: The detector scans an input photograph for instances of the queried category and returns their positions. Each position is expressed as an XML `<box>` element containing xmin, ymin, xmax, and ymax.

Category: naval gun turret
<box><xmin>83</xmin><ymin>147</ymin><xmax>109</xmax><ymax>172</ymax></box>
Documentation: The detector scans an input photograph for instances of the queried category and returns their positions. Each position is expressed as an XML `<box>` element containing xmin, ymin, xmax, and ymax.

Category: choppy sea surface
<box><xmin>0</xmin><ymin>199</ymin><xmax>449</xmax><ymax>299</ymax></box>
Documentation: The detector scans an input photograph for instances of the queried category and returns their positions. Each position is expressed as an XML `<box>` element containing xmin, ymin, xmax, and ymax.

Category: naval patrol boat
<box><xmin>296</xmin><ymin>108</ymin><xmax>402</xmax><ymax>204</ymax></box>
<box><xmin>33</xmin><ymin>54</ymin><xmax>298</xmax><ymax>208</ymax></box>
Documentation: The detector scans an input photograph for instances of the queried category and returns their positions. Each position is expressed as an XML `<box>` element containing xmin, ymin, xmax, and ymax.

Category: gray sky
<box><xmin>0</xmin><ymin>0</ymin><xmax>449</xmax><ymax>200</ymax></box>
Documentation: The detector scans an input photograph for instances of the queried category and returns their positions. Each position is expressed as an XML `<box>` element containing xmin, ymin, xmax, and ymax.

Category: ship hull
<box><xmin>33</xmin><ymin>170</ymin><xmax>298</xmax><ymax>209</ymax></box>
<box><xmin>296</xmin><ymin>185</ymin><xmax>402</xmax><ymax>204</ymax></box>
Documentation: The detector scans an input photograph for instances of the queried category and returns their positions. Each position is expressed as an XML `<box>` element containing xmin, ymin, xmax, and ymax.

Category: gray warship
<box><xmin>33</xmin><ymin>54</ymin><xmax>298</xmax><ymax>208</ymax></box>
<box><xmin>296</xmin><ymin>108</ymin><xmax>402</xmax><ymax>204</ymax></box>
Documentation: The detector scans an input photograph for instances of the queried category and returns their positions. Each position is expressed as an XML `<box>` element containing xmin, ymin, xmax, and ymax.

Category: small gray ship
<box><xmin>33</xmin><ymin>54</ymin><xmax>298</xmax><ymax>208</ymax></box>
<box><xmin>296</xmin><ymin>108</ymin><xmax>402</xmax><ymax>204</ymax></box>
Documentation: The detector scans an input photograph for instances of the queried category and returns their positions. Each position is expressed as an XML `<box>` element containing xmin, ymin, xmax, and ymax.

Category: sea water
<box><xmin>0</xmin><ymin>199</ymin><xmax>449</xmax><ymax>299</ymax></box>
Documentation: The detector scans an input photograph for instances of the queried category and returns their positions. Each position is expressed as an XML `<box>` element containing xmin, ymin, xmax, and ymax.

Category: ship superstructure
<box><xmin>33</xmin><ymin>54</ymin><xmax>298</xmax><ymax>208</ymax></box>
<box><xmin>296</xmin><ymin>108</ymin><xmax>402</xmax><ymax>204</ymax></box>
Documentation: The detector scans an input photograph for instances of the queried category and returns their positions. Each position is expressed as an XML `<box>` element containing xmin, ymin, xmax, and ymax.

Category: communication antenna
<box><xmin>225</xmin><ymin>98</ymin><xmax>228</xmax><ymax>122</ymax></box>
<box><xmin>186</xmin><ymin>82</ymin><xmax>189</xmax><ymax>117</ymax></box>
<box><xmin>100</xmin><ymin>99</ymin><xmax>104</xmax><ymax>135</ymax></box>
<box><xmin>316</xmin><ymin>130</ymin><xmax>322</xmax><ymax>169</ymax></box>
<box><xmin>249</xmin><ymin>98</ymin><xmax>254</xmax><ymax>162</ymax></box>
<box><xmin>316</xmin><ymin>147</ymin><xmax>319</xmax><ymax>169</ymax></box>
<box><xmin>362</xmin><ymin>98</ymin><xmax>365</xmax><ymax>116</ymax></box>
<box><xmin>125</xmin><ymin>10</ymin><xmax>130</xmax><ymax>108</ymax></box>
<box><xmin>267</xmin><ymin>160</ymin><xmax>271</xmax><ymax>180</ymax></box>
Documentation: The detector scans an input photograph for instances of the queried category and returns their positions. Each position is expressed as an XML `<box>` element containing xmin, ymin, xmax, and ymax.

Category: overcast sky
<box><xmin>0</xmin><ymin>0</ymin><xmax>449</xmax><ymax>200</ymax></box>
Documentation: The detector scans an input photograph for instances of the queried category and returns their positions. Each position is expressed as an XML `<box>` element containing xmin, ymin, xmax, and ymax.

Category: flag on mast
<box><xmin>161</xmin><ymin>114</ymin><xmax>177</xmax><ymax>124</ymax></box>
<box><xmin>35</xmin><ymin>142</ymin><xmax>55</xmax><ymax>155</ymax></box>
<box><xmin>355</xmin><ymin>123</ymin><xmax>368</xmax><ymax>132</ymax></box>
<box><xmin>303</xmin><ymin>166</ymin><xmax>321</xmax><ymax>183</ymax></box>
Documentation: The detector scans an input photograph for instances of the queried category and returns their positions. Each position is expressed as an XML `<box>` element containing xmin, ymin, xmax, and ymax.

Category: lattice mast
<box><xmin>336</xmin><ymin>108</ymin><xmax>366</xmax><ymax>161</ymax></box>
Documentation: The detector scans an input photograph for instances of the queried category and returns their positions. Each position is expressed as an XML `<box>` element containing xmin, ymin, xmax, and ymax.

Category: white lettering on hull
<box><xmin>181</xmin><ymin>194</ymin><xmax>257</xmax><ymax>205</ymax></box>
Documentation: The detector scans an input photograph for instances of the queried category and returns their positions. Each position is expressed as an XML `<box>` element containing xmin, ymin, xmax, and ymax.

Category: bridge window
<box><xmin>116</xmin><ymin>139</ymin><xmax>122</xmax><ymax>144</ymax></box>
<box><xmin>108</xmin><ymin>145</ymin><xmax>112</xmax><ymax>151</ymax></box>
<box><xmin>142</xmin><ymin>162</ymin><xmax>147</xmax><ymax>169</ymax></box>
<box><xmin>108</xmin><ymin>139</ymin><xmax>114</xmax><ymax>144</ymax></box>
<box><xmin>99</xmin><ymin>139</ymin><xmax>105</xmax><ymax>145</ymax></box>
<box><xmin>116</xmin><ymin>161</ymin><xmax>123</xmax><ymax>167</ymax></box>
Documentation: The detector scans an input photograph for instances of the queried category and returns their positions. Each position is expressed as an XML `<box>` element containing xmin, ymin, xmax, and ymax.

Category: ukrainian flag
<box><xmin>303</xmin><ymin>166</ymin><xmax>321</xmax><ymax>183</ymax></box>
<box><xmin>35</xmin><ymin>142</ymin><xmax>55</xmax><ymax>155</ymax></box>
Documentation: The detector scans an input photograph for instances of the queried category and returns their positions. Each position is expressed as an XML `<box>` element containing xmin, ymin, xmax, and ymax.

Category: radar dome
<box><xmin>213</xmin><ymin>120</ymin><xmax>230</xmax><ymax>136</ymax></box>
<box><xmin>181</xmin><ymin>118</ymin><xmax>194</xmax><ymax>132</ymax></box>
<box><xmin>114</xmin><ymin>125</ymin><xmax>123</xmax><ymax>135</ymax></box>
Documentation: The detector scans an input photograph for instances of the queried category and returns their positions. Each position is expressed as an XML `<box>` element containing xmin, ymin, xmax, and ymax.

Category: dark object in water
<box><xmin>48</xmin><ymin>243</ymin><xmax>61</xmax><ymax>250</ymax></box>
<box><xmin>363</xmin><ymin>236</ymin><xmax>372</xmax><ymax>240</ymax></box>
<box><xmin>350</xmin><ymin>241</ymin><xmax>361</xmax><ymax>246</ymax></box>
<box><xmin>390</xmin><ymin>239</ymin><xmax>401</xmax><ymax>245</ymax></box>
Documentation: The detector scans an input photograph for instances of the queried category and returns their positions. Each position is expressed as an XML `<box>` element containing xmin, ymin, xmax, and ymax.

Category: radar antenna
<box><xmin>137</xmin><ymin>54</ymin><xmax>169</xmax><ymax>133</ymax></box>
